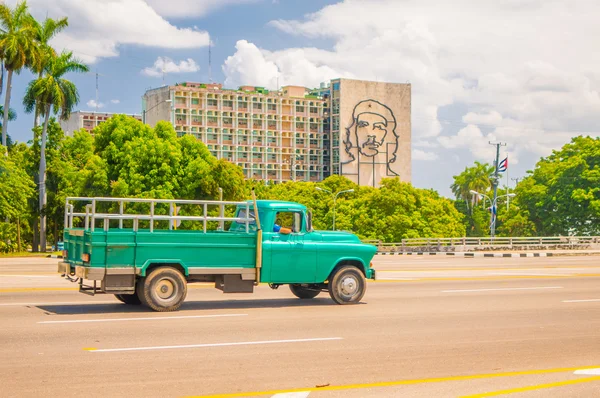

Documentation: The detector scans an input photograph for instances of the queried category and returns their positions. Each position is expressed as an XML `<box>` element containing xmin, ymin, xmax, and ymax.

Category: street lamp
<box><xmin>470</xmin><ymin>190</ymin><xmax>516</xmax><ymax>238</ymax></box>
<box><xmin>142</xmin><ymin>98</ymin><xmax>172</xmax><ymax>124</ymax></box>
<box><xmin>316</xmin><ymin>187</ymin><xmax>354</xmax><ymax>230</ymax></box>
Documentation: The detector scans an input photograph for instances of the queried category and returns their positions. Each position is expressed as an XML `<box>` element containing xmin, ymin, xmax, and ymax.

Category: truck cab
<box><xmin>58</xmin><ymin>196</ymin><xmax>377</xmax><ymax>311</ymax></box>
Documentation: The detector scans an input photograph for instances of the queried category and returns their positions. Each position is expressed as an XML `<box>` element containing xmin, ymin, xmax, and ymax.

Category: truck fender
<box><xmin>138</xmin><ymin>260</ymin><xmax>188</xmax><ymax>277</ymax></box>
<box><xmin>327</xmin><ymin>257</ymin><xmax>367</xmax><ymax>280</ymax></box>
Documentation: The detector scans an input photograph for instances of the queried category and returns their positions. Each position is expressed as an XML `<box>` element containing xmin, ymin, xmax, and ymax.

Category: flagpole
<box><xmin>506</xmin><ymin>153</ymin><xmax>509</xmax><ymax>211</ymax></box>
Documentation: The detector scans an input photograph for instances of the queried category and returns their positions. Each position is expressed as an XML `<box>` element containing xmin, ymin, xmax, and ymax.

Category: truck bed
<box><xmin>64</xmin><ymin>228</ymin><xmax>258</xmax><ymax>276</ymax></box>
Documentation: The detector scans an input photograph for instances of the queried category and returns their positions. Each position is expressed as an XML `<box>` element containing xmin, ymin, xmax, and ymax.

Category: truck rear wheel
<box><xmin>139</xmin><ymin>267</ymin><xmax>187</xmax><ymax>312</ymax></box>
<box><xmin>289</xmin><ymin>284</ymin><xmax>320</xmax><ymax>299</ymax></box>
<box><xmin>115</xmin><ymin>294</ymin><xmax>141</xmax><ymax>305</ymax></box>
<box><xmin>328</xmin><ymin>266</ymin><xmax>366</xmax><ymax>305</ymax></box>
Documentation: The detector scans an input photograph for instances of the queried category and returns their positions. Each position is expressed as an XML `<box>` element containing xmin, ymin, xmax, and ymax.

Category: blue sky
<box><xmin>4</xmin><ymin>0</ymin><xmax>600</xmax><ymax>197</ymax></box>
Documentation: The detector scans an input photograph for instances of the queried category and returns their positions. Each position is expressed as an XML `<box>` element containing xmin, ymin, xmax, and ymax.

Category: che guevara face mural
<box><xmin>342</xmin><ymin>99</ymin><xmax>399</xmax><ymax>176</ymax></box>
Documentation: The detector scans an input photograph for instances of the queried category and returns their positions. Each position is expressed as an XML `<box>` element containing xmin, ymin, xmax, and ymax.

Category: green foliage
<box><xmin>84</xmin><ymin>115</ymin><xmax>246</xmax><ymax>202</ymax></box>
<box><xmin>0</xmin><ymin>145</ymin><xmax>34</xmax><ymax>219</ymax></box>
<box><xmin>0</xmin><ymin>222</ymin><xmax>17</xmax><ymax>253</ymax></box>
<box><xmin>0</xmin><ymin>1</ymin><xmax>40</xmax><ymax>72</ymax></box>
<box><xmin>515</xmin><ymin>136</ymin><xmax>600</xmax><ymax>235</ymax></box>
<box><xmin>451</xmin><ymin>161</ymin><xmax>494</xmax><ymax>211</ymax></box>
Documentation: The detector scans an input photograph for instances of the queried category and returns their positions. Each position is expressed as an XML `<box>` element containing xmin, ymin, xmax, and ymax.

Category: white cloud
<box><xmin>413</xmin><ymin>149</ymin><xmax>439</xmax><ymax>161</ymax></box>
<box><xmin>142</xmin><ymin>57</ymin><xmax>200</xmax><ymax>77</ymax></box>
<box><xmin>145</xmin><ymin>0</ymin><xmax>257</xmax><ymax>18</ymax></box>
<box><xmin>86</xmin><ymin>99</ymin><xmax>104</xmax><ymax>109</ymax></box>
<box><xmin>220</xmin><ymin>0</ymin><xmax>600</xmax><ymax>193</ymax></box>
<box><xmin>110</xmin><ymin>99</ymin><xmax>120</xmax><ymax>104</ymax></box>
<box><xmin>9</xmin><ymin>0</ymin><xmax>210</xmax><ymax>63</ymax></box>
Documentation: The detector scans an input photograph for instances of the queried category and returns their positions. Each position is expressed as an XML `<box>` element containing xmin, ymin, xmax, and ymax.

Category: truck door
<box><xmin>269</xmin><ymin>211</ymin><xmax>317</xmax><ymax>283</ymax></box>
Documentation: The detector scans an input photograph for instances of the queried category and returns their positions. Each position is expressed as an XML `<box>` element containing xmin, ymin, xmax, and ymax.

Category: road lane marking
<box><xmin>0</xmin><ymin>301</ymin><xmax>116</xmax><ymax>306</ymax></box>
<box><xmin>186</xmin><ymin>364</ymin><xmax>600</xmax><ymax>397</ymax></box>
<box><xmin>271</xmin><ymin>393</ymin><xmax>310</xmax><ymax>398</ymax></box>
<box><xmin>371</xmin><ymin>274</ymin><xmax>600</xmax><ymax>283</ymax></box>
<box><xmin>0</xmin><ymin>274</ymin><xmax>55</xmax><ymax>278</ymax></box>
<box><xmin>0</xmin><ymin>284</ymin><xmax>213</xmax><ymax>293</ymax></box>
<box><xmin>563</xmin><ymin>299</ymin><xmax>600</xmax><ymax>303</ymax></box>
<box><xmin>442</xmin><ymin>286</ymin><xmax>563</xmax><ymax>293</ymax></box>
<box><xmin>575</xmin><ymin>368</ymin><xmax>600</xmax><ymax>375</ymax></box>
<box><xmin>39</xmin><ymin>314</ymin><xmax>248</xmax><ymax>324</ymax></box>
<box><xmin>488</xmin><ymin>272</ymin><xmax>567</xmax><ymax>277</ymax></box>
<box><xmin>461</xmin><ymin>376</ymin><xmax>600</xmax><ymax>397</ymax></box>
<box><xmin>86</xmin><ymin>337</ymin><xmax>343</xmax><ymax>353</ymax></box>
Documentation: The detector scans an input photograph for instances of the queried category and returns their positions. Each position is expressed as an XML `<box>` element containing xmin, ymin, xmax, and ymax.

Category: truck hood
<box><xmin>317</xmin><ymin>230</ymin><xmax>362</xmax><ymax>243</ymax></box>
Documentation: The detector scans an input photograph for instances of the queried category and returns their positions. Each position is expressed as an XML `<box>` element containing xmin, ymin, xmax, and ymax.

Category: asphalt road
<box><xmin>2</xmin><ymin>255</ymin><xmax>600</xmax><ymax>397</ymax></box>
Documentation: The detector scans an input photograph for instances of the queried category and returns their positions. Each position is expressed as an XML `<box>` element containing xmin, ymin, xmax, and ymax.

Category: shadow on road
<box><xmin>36</xmin><ymin>297</ymin><xmax>341</xmax><ymax>315</ymax></box>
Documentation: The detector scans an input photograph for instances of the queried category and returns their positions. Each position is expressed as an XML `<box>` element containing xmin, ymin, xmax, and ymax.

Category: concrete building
<box><xmin>60</xmin><ymin>111</ymin><xmax>142</xmax><ymax>136</ymax></box>
<box><xmin>142</xmin><ymin>79</ymin><xmax>411</xmax><ymax>186</ymax></box>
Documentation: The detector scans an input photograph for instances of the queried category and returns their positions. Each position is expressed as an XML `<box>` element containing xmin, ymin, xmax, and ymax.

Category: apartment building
<box><xmin>143</xmin><ymin>82</ymin><xmax>328</xmax><ymax>182</ymax></box>
<box><xmin>143</xmin><ymin>78</ymin><xmax>411</xmax><ymax>187</ymax></box>
<box><xmin>60</xmin><ymin>111</ymin><xmax>142</xmax><ymax>137</ymax></box>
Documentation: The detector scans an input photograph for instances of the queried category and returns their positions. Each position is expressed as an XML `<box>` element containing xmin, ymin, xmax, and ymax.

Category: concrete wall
<box><xmin>338</xmin><ymin>79</ymin><xmax>411</xmax><ymax>187</ymax></box>
<box><xmin>59</xmin><ymin>113</ymin><xmax>83</xmax><ymax>137</ymax></box>
<box><xmin>144</xmin><ymin>86</ymin><xmax>172</xmax><ymax>127</ymax></box>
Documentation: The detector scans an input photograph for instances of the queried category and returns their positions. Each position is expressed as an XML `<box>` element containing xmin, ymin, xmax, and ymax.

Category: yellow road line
<box><xmin>185</xmin><ymin>365</ymin><xmax>600</xmax><ymax>398</ymax></box>
<box><xmin>0</xmin><ymin>284</ymin><xmax>213</xmax><ymax>293</ymax></box>
<box><xmin>461</xmin><ymin>375</ymin><xmax>600</xmax><ymax>397</ymax></box>
<box><xmin>378</xmin><ymin>267</ymin><xmax>597</xmax><ymax>272</ymax></box>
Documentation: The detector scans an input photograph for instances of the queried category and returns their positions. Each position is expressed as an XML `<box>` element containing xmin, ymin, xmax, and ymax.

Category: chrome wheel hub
<box><xmin>340</xmin><ymin>276</ymin><xmax>358</xmax><ymax>296</ymax></box>
<box><xmin>155</xmin><ymin>278</ymin><xmax>175</xmax><ymax>300</ymax></box>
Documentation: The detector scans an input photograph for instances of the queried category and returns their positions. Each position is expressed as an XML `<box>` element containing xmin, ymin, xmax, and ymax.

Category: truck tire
<box><xmin>114</xmin><ymin>294</ymin><xmax>141</xmax><ymax>305</ymax></box>
<box><xmin>328</xmin><ymin>265</ymin><xmax>366</xmax><ymax>305</ymax></box>
<box><xmin>289</xmin><ymin>284</ymin><xmax>320</xmax><ymax>299</ymax></box>
<box><xmin>139</xmin><ymin>267</ymin><xmax>188</xmax><ymax>312</ymax></box>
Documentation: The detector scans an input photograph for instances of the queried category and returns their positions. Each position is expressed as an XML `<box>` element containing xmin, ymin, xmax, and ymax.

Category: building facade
<box><xmin>142</xmin><ymin>79</ymin><xmax>411</xmax><ymax>186</ymax></box>
<box><xmin>60</xmin><ymin>111</ymin><xmax>142</xmax><ymax>136</ymax></box>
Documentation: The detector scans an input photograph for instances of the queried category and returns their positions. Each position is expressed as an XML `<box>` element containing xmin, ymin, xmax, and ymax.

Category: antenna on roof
<box><xmin>208</xmin><ymin>40</ymin><xmax>212</xmax><ymax>83</ymax></box>
<box><xmin>95</xmin><ymin>70</ymin><xmax>105</xmax><ymax>112</ymax></box>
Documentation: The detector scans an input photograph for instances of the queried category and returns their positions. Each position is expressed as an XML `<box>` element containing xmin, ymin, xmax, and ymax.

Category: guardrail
<box><xmin>363</xmin><ymin>236</ymin><xmax>600</xmax><ymax>252</ymax></box>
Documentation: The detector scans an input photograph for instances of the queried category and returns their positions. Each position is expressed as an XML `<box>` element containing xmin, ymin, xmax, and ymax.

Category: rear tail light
<box><xmin>81</xmin><ymin>253</ymin><xmax>90</xmax><ymax>262</ymax></box>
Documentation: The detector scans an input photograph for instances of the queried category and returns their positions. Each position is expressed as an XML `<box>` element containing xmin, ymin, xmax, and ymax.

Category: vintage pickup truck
<box><xmin>58</xmin><ymin>194</ymin><xmax>377</xmax><ymax>311</ymax></box>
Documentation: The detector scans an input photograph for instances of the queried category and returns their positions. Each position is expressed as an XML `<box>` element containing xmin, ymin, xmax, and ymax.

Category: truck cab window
<box><xmin>275</xmin><ymin>211</ymin><xmax>302</xmax><ymax>233</ymax></box>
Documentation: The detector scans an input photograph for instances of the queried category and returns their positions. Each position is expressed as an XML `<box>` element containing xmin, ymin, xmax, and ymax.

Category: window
<box><xmin>274</xmin><ymin>211</ymin><xmax>303</xmax><ymax>233</ymax></box>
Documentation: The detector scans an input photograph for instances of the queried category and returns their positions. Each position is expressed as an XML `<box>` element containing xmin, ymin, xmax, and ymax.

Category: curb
<box><xmin>376</xmin><ymin>252</ymin><xmax>556</xmax><ymax>258</ymax></box>
<box><xmin>46</xmin><ymin>255</ymin><xmax>63</xmax><ymax>259</ymax></box>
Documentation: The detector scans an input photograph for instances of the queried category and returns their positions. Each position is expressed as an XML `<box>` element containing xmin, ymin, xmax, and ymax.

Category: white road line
<box><xmin>88</xmin><ymin>337</ymin><xmax>343</xmax><ymax>353</ymax></box>
<box><xmin>563</xmin><ymin>299</ymin><xmax>600</xmax><ymax>303</ymax></box>
<box><xmin>0</xmin><ymin>301</ymin><xmax>116</xmax><ymax>307</ymax></box>
<box><xmin>488</xmin><ymin>272</ymin><xmax>568</xmax><ymax>277</ymax></box>
<box><xmin>574</xmin><ymin>368</ymin><xmax>600</xmax><ymax>375</ymax></box>
<box><xmin>39</xmin><ymin>314</ymin><xmax>248</xmax><ymax>324</ymax></box>
<box><xmin>442</xmin><ymin>286</ymin><xmax>564</xmax><ymax>293</ymax></box>
<box><xmin>0</xmin><ymin>274</ymin><xmax>54</xmax><ymax>278</ymax></box>
<box><xmin>272</xmin><ymin>392</ymin><xmax>311</xmax><ymax>398</ymax></box>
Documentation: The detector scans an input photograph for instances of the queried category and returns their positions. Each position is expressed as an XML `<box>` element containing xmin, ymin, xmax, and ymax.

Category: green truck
<box><xmin>58</xmin><ymin>194</ymin><xmax>377</xmax><ymax>311</ymax></box>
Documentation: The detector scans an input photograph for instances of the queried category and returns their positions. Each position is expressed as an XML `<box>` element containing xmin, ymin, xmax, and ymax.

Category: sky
<box><xmin>3</xmin><ymin>0</ymin><xmax>600</xmax><ymax>197</ymax></box>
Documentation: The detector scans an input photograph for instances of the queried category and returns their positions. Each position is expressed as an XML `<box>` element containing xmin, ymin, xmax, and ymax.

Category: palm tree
<box><xmin>0</xmin><ymin>1</ymin><xmax>40</xmax><ymax>149</ymax></box>
<box><xmin>30</xmin><ymin>16</ymin><xmax>68</xmax><ymax>128</ymax></box>
<box><xmin>451</xmin><ymin>161</ymin><xmax>494</xmax><ymax>212</ymax></box>
<box><xmin>0</xmin><ymin>105</ymin><xmax>16</xmax><ymax>132</ymax></box>
<box><xmin>23</xmin><ymin>51</ymin><xmax>88</xmax><ymax>251</ymax></box>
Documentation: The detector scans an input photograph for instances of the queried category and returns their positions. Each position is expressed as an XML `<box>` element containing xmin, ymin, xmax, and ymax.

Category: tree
<box><xmin>23</xmin><ymin>50</ymin><xmax>88</xmax><ymax>251</ymax></box>
<box><xmin>29</xmin><ymin>15</ymin><xmax>68</xmax><ymax>129</ymax></box>
<box><xmin>0</xmin><ymin>0</ymin><xmax>40</xmax><ymax>149</ymax></box>
<box><xmin>0</xmin><ymin>105</ymin><xmax>16</xmax><ymax>131</ymax></box>
<box><xmin>516</xmin><ymin>136</ymin><xmax>600</xmax><ymax>235</ymax></box>
<box><xmin>0</xmin><ymin>145</ymin><xmax>35</xmax><ymax>251</ymax></box>
<box><xmin>451</xmin><ymin>161</ymin><xmax>494</xmax><ymax>211</ymax></box>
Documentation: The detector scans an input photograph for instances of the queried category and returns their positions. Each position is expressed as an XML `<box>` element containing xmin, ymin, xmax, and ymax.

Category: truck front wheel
<box><xmin>139</xmin><ymin>267</ymin><xmax>188</xmax><ymax>312</ymax></box>
<box><xmin>289</xmin><ymin>284</ymin><xmax>320</xmax><ymax>299</ymax></box>
<box><xmin>328</xmin><ymin>266</ymin><xmax>366</xmax><ymax>305</ymax></box>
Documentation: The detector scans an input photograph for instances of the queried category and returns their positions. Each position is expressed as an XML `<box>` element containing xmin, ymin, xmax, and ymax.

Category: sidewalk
<box><xmin>377</xmin><ymin>250</ymin><xmax>600</xmax><ymax>258</ymax></box>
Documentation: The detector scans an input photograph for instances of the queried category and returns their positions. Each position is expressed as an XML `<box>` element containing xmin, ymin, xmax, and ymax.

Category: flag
<box><xmin>498</xmin><ymin>156</ymin><xmax>508</xmax><ymax>173</ymax></box>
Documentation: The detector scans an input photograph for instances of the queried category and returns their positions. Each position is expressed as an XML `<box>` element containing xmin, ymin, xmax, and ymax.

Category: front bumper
<box><xmin>367</xmin><ymin>268</ymin><xmax>376</xmax><ymax>280</ymax></box>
